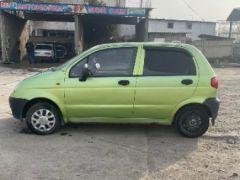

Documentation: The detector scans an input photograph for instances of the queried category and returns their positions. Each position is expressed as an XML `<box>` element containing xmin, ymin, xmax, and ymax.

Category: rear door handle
<box><xmin>118</xmin><ymin>80</ymin><xmax>130</xmax><ymax>86</ymax></box>
<box><xmin>181</xmin><ymin>79</ymin><xmax>193</xmax><ymax>85</ymax></box>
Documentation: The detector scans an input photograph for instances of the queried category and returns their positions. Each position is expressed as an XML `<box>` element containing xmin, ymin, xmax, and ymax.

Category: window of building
<box><xmin>168</xmin><ymin>22</ymin><xmax>174</xmax><ymax>29</ymax></box>
<box><xmin>186</xmin><ymin>22</ymin><xmax>193</xmax><ymax>30</ymax></box>
<box><xmin>143</xmin><ymin>48</ymin><xmax>196</xmax><ymax>76</ymax></box>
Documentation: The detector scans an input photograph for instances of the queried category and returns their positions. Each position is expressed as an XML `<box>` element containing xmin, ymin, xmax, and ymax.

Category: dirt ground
<box><xmin>0</xmin><ymin>66</ymin><xmax>239</xmax><ymax>180</ymax></box>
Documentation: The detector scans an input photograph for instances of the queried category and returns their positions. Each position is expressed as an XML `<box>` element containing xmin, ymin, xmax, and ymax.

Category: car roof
<box><xmin>93</xmin><ymin>42</ymin><xmax>195</xmax><ymax>50</ymax></box>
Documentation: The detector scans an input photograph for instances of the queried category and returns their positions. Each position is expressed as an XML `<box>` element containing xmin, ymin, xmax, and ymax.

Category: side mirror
<box><xmin>79</xmin><ymin>64</ymin><xmax>90</xmax><ymax>82</ymax></box>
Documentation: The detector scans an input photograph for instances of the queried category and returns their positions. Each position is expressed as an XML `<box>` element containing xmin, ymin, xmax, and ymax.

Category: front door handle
<box><xmin>181</xmin><ymin>79</ymin><xmax>193</xmax><ymax>85</ymax></box>
<box><xmin>118</xmin><ymin>80</ymin><xmax>130</xmax><ymax>86</ymax></box>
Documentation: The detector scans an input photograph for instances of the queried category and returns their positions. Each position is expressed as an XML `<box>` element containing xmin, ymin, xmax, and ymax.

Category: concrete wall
<box><xmin>116</xmin><ymin>25</ymin><xmax>135</xmax><ymax>39</ymax></box>
<box><xmin>193</xmin><ymin>40</ymin><xmax>234</xmax><ymax>59</ymax></box>
<box><xmin>0</xmin><ymin>12</ymin><xmax>26</xmax><ymax>63</ymax></box>
<box><xmin>148</xmin><ymin>33</ymin><xmax>188</xmax><ymax>43</ymax></box>
<box><xmin>30</xmin><ymin>21</ymin><xmax>74</xmax><ymax>36</ymax></box>
<box><xmin>19</xmin><ymin>23</ymin><xmax>30</xmax><ymax>61</ymax></box>
<box><xmin>233</xmin><ymin>43</ymin><xmax>240</xmax><ymax>62</ymax></box>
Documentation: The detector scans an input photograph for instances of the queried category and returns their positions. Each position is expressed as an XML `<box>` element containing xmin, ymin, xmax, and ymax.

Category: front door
<box><xmin>64</xmin><ymin>47</ymin><xmax>139</xmax><ymax>122</ymax></box>
<box><xmin>134</xmin><ymin>47</ymin><xmax>199</xmax><ymax>122</ymax></box>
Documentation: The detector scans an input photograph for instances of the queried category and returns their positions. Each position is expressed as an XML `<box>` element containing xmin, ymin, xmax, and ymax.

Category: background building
<box><xmin>0</xmin><ymin>0</ymin><xmax>150</xmax><ymax>63</ymax></box>
<box><xmin>21</xmin><ymin>0</ymin><xmax>151</xmax><ymax>8</ymax></box>
<box><xmin>148</xmin><ymin>19</ymin><xmax>216</xmax><ymax>42</ymax></box>
<box><xmin>116</xmin><ymin>19</ymin><xmax>216</xmax><ymax>43</ymax></box>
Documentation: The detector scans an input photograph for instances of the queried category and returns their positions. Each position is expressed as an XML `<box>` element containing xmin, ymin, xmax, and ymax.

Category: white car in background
<box><xmin>34</xmin><ymin>44</ymin><xmax>55</xmax><ymax>62</ymax></box>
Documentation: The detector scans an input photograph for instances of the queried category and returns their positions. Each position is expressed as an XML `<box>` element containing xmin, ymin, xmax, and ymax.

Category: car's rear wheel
<box><xmin>26</xmin><ymin>102</ymin><xmax>60</xmax><ymax>135</ymax></box>
<box><xmin>175</xmin><ymin>106</ymin><xmax>209</xmax><ymax>138</ymax></box>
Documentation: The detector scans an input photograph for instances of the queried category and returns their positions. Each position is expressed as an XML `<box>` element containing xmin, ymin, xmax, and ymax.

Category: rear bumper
<box><xmin>203</xmin><ymin>97</ymin><xmax>220</xmax><ymax>122</ymax></box>
<box><xmin>9</xmin><ymin>97</ymin><xmax>28</xmax><ymax>120</ymax></box>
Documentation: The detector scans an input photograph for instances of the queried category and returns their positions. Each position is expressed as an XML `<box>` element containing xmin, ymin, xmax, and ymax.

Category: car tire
<box><xmin>26</xmin><ymin>102</ymin><xmax>60</xmax><ymax>135</ymax></box>
<box><xmin>174</xmin><ymin>106</ymin><xmax>209</xmax><ymax>138</ymax></box>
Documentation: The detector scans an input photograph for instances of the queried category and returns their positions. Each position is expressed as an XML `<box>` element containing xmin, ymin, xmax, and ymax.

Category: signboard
<box><xmin>0</xmin><ymin>2</ymin><xmax>74</xmax><ymax>13</ymax></box>
<box><xmin>0</xmin><ymin>1</ymin><xmax>146</xmax><ymax>17</ymax></box>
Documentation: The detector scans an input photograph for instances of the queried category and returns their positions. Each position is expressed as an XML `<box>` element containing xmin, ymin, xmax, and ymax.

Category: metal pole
<box><xmin>229</xmin><ymin>21</ymin><xmax>233</xmax><ymax>39</ymax></box>
<box><xmin>0</xmin><ymin>12</ymin><xmax>6</xmax><ymax>63</ymax></box>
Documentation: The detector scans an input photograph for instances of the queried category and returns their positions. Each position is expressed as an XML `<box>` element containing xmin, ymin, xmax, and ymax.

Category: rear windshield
<box><xmin>35</xmin><ymin>45</ymin><xmax>52</xmax><ymax>50</ymax></box>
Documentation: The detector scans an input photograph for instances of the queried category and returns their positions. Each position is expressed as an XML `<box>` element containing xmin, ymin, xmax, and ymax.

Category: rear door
<box><xmin>134</xmin><ymin>47</ymin><xmax>199</xmax><ymax>121</ymax></box>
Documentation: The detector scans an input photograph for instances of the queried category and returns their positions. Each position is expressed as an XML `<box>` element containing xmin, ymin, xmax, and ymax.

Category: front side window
<box><xmin>143</xmin><ymin>48</ymin><xmax>196</xmax><ymax>76</ymax></box>
<box><xmin>69</xmin><ymin>47</ymin><xmax>137</xmax><ymax>78</ymax></box>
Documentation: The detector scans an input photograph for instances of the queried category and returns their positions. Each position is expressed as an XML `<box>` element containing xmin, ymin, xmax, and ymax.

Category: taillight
<box><xmin>211</xmin><ymin>77</ymin><xmax>219</xmax><ymax>89</ymax></box>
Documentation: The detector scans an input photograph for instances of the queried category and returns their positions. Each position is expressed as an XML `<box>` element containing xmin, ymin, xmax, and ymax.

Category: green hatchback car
<box><xmin>9</xmin><ymin>42</ymin><xmax>219</xmax><ymax>137</ymax></box>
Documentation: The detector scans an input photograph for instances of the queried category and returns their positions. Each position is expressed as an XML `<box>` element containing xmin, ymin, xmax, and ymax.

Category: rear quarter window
<box><xmin>143</xmin><ymin>48</ymin><xmax>196</xmax><ymax>76</ymax></box>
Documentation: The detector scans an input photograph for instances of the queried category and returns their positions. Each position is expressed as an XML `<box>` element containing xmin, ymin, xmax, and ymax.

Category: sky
<box><xmin>150</xmin><ymin>0</ymin><xmax>240</xmax><ymax>22</ymax></box>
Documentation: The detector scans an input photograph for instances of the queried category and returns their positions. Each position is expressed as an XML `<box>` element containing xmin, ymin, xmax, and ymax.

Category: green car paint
<box><xmin>10</xmin><ymin>42</ymin><xmax>218</xmax><ymax>126</ymax></box>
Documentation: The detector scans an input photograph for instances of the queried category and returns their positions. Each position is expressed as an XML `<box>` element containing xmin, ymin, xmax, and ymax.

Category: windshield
<box><xmin>35</xmin><ymin>45</ymin><xmax>53</xmax><ymax>50</ymax></box>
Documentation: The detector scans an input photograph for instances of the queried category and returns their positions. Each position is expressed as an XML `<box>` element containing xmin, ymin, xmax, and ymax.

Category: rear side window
<box><xmin>143</xmin><ymin>48</ymin><xmax>196</xmax><ymax>76</ymax></box>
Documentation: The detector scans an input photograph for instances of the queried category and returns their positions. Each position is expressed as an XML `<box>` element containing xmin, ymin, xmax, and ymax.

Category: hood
<box><xmin>17</xmin><ymin>69</ymin><xmax>64</xmax><ymax>90</ymax></box>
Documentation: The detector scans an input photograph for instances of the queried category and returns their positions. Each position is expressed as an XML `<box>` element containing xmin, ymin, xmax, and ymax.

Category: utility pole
<box><xmin>229</xmin><ymin>21</ymin><xmax>233</xmax><ymax>39</ymax></box>
<box><xmin>0</xmin><ymin>12</ymin><xmax>7</xmax><ymax>63</ymax></box>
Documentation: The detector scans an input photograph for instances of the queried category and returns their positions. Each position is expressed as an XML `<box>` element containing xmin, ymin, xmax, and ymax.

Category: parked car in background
<box><xmin>34</xmin><ymin>44</ymin><xmax>68</xmax><ymax>63</ymax></box>
<box><xmin>55</xmin><ymin>45</ymin><xmax>67</xmax><ymax>60</ymax></box>
<box><xmin>9</xmin><ymin>42</ymin><xmax>219</xmax><ymax>137</ymax></box>
<box><xmin>34</xmin><ymin>44</ymin><xmax>55</xmax><ymax>62</ymax></box>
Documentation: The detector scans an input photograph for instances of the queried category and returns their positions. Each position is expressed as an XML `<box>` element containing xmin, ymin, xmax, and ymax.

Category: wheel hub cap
<box><xmin>31</xmin><ymin>109</ymin><xmax>56</xmax><ymax>132</ymax></box>
<box><xmin>39</xmin><ymin>117</ymin><xmax>48</xmax><ymax>125</ymax></box>
<box><xmin>189</xmin><ymin>119</ymin><xmax>198</xmax><ymax>127</ymax></box>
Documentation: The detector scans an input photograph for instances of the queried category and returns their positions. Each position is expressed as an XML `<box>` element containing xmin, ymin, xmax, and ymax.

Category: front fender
<box><xmin>14</xmin><ymin>88</ymin><xmax>68</xmax><ymax>123</ymax></box>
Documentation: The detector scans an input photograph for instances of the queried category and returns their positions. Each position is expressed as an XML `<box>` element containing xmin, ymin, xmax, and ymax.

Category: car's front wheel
<box><xmin>26</xmin><ymin>102</ymin><xmax>60</xmax><ymax>135</ymax></box>
<box><xmin>175</xmin><ymin>106</ymin><xmax>210</xmax><ymax>138</ymax></box>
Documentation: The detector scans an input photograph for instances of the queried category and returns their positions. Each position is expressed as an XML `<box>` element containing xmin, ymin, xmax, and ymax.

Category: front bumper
<box><xmin>203</xmin><ymin>97</ymin><xmax>220</xmax><ymax>125</ymax></box>
<box><xmin>9</xmin><ymin>97</ymin><xmax>28</xmax><ymax>120</ymax></box>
